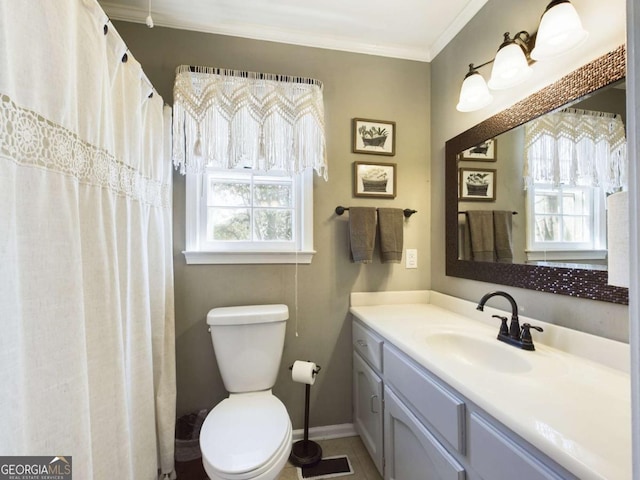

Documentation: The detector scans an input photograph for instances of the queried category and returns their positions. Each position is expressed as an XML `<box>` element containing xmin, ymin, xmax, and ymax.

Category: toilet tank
<box><xmin>207</xmin><ymin>304</ymin><xmax>288</xmax><ymax>393</ymax></box>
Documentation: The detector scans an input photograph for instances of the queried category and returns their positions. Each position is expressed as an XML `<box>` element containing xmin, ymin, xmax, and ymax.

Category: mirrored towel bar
<box><xmin>335</xmin><ymin>206</ymin><xmax>417</xmax><ymax>218</ymax></box>
<box><xmin>458</xmin><ymin>210</ymin><xmax>517</xmax><ymax>215</ymax></box>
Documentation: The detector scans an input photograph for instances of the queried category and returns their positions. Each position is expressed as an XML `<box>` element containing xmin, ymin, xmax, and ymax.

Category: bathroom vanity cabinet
<box><xmin>352</xmin><ymin>318</ymin><xmax>578</xmax><ymax>480</ymax></box>
<box><xmin>352</xmin><ymin>321</ymin><xmax>384</xmax><ymax>474</ymax></box>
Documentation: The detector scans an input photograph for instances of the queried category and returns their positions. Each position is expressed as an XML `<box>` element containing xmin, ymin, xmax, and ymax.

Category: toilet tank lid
<box><xmin>207</xmin><ymin>304</ymin><xmax>289</xmax><ymax>326</ymax></box>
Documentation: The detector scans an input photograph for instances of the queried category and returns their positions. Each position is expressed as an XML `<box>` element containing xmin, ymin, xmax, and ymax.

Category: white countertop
<box><xmin>350</xmin><ymin>290</ymin><xmax>631</xmax><ymax>480</ymax></box>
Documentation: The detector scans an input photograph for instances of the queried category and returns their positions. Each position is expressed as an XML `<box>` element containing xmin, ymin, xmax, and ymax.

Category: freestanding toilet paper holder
<box><xmin>289</xmin><ymin>362</ymin><xmax>322</xmax><ymax>467</ymax></box>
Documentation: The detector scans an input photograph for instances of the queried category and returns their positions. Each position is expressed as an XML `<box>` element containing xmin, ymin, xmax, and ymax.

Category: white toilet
<box><xmin>200</xmin><ymin>304</ymin><xmax>292</xmax><ymax>480</ymax></box>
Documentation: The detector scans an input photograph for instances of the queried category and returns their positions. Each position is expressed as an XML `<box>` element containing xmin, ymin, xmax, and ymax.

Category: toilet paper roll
<box><xmin>291</xmin><ymin>360</ymin><xmax>317</xmax><ymax>385</ymax></box>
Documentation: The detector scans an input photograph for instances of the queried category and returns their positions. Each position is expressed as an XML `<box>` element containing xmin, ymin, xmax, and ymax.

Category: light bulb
<box><xmin>146</xmin><ymin>0</ymin><xmax>154</xmax><ymax>28</ymax></box>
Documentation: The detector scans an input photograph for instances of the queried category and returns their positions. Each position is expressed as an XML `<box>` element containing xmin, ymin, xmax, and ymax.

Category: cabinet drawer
<box><xmin>384</xmin><ymin>344</ymin><xmax>465</xmax><ymax>453</ymax></box>
<box><xmin>385</xmin><ymin>386</ymin><xmax>465</xmax><ymax>480</ymax></box>
<box><xmin>352</xmin><ymin>320</ymin><xmax>383</xmax><ymax>372</ymax></box>
<box><xmin>469</xmin><ymin>413</ymin><xmax>571</xmax><ymax>480</ymax></box>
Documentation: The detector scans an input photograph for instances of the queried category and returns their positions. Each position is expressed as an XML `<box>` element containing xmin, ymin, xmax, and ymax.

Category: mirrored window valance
<box><xmin>523</xmin><ymin>108</ymin><xmax>627</xmax><ymax>193</ymax></box>
<box><xmin>172</xmin><ymin>65</ymin><xmax>328</xmax><ymax>180</ymax></box>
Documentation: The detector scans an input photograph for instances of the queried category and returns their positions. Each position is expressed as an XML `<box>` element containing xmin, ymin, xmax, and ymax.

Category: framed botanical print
<box><xmin>352</xmin><ymin>118</ymin><xmax>396</xmax><ymax>156</ymax></box>
<box><xmin>353</xmin><ymin>161</ymin><xmax>397</xmax><ymax>198</ymax></box>
<box><xmin>459</xmin><ymin>168</ymin><xmax>496</xmax><ymax>201</ymax></box>
<box><xmin>460</xmin><ymin>138</ymin><xmax>497</xmax><ymax>161</ymax></box>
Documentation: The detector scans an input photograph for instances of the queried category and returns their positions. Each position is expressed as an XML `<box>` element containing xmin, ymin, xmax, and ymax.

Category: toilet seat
<box><xmin>200</xmin><ymin>392</ymin><xmax>292</xmax><ymax>480</ymax></box>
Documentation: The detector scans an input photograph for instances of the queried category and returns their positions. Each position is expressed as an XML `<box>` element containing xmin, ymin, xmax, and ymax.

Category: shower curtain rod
<box><xmin>104</xmin><ymin>23</ymin><xmax>159</xmax><ymax>101</ymax></box>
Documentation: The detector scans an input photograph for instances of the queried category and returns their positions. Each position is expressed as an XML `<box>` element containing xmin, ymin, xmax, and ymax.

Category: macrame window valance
<box><xmin>523</xmin><ymin>108</ymin><xmax>627</xmax><ymax>193</ymax></box>
<box><xmin>172</xmin><ymin>65</ymin><xmax>328</xmax><ymax>180</ymax></box>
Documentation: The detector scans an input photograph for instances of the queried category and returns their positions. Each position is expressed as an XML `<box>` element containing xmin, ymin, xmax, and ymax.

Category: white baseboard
<box><xmin>292</xmin><ymin>423</ymin><xmax>357</xmax><ymax>442</ymax></box>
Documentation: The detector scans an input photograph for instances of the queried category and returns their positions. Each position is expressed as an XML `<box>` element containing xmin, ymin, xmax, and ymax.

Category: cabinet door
<box><xmin>353</xmin><ymin>351</ymin><xmax>384</xmax><ymax>475</ymax></box>
<box><xmin>384</xmin><ymin>387</ymin><xmax>465</xmax><ymax>480</ymax></box>
<box><xmin>469</xmin><ymin>413</ymin><xmax>571</xmax><ymax>480</ymax></box>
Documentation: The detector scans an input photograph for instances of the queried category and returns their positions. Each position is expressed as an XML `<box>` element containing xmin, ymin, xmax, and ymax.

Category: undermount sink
<box><xmin>424</xmin><ymin>331</ymin><xmax>533</xmax><ymax>374</ymax></box>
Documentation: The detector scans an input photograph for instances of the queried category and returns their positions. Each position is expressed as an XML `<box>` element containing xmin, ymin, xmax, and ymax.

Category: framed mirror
<box><xmin>445</xmin><ymin>45</ymin><xmax>628</xmax><ymax>305</ymax></box>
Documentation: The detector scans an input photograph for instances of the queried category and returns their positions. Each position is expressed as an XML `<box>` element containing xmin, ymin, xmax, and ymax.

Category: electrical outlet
<box><xmin>406</xmin><ymin>249</ymin><xmax>418</xmax><ymax>269</ymax></box>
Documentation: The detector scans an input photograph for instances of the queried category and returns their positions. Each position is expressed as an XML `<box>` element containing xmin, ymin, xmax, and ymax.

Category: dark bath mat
<box><xmin>298</xmin><ymin>455</ymin><xmax>354</xmax><ymax>479</ymax></box>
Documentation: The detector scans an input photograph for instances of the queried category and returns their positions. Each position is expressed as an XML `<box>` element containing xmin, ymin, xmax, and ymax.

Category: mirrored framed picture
<box><xmin>459</xmin><ymin>167</ymin><xmax>496</xmax><ymax>201</ymax></box>
<box><xmin>460</xmin><ymin>138</ymin><xmax>497</xmax><ymax>161</ymax></box>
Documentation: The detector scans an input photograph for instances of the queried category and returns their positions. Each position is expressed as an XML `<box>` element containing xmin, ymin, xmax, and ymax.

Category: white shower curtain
<box><xmin>0</xmin><ymin>1</ymin><xmax>176</xmax><ymax>479</ymax></box>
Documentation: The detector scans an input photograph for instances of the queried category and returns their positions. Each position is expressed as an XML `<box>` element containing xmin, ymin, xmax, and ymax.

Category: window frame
<box><xmin>525</xmin><ymin>183</ymin><xmax>607</xmax><ymax>262</ymax></box>
<box><xmin>183</xmin><ymin>167</ymin><xmax>315</xmax><ymax>265</ymax></box>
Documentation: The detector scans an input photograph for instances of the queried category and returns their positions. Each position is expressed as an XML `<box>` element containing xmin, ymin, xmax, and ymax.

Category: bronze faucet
<box><xmin>476</xmin><ymin>291</ymin><xmax>543</xmax><ymax>351</ymax></box>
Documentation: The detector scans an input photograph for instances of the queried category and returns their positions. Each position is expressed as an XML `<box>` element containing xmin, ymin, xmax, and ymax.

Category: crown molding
<box><xmin>102</xmin><ymin>0</ymin><xmax>487</xmax><ymax>62</ymax></box>
<box><xmin>428</xmin><ymin>0</ymin><xmax>489</xmax><ymax>60</ymax></box>
<box><xmin>101</xmin><ymin>2</ymin><xmax>431</xmax><ymax>61</ymax></box>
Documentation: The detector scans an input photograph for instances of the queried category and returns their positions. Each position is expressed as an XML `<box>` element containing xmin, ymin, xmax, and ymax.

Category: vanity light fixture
<box><xmin>456</xmin><ymin>63</ymin><xmax>494</xmax><ymax>112</ymax></box>
<box><xmin>487</xmin><ymin>32</ymin><xmax>533</xmax><ymax>90</ymax></box>
<box><xmin>456</xmin><ymin>0</ymin><xmax>587</xmax><ymax>112</ymax></box>
<box><xmin>530</xmin><ymin>0</ymin><xmax>588</xmax><ymax>60</ymax></box>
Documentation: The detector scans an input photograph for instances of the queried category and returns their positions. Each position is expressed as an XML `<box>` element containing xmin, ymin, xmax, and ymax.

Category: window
<box><xmin>172</xmin><ymin>67</ymin><xmax>327</xmax><ymax>265</ymax></box>
<box><xmin>522</xmin><ymin>108</ymin><xmax>626</xmax><ymax>263</ymax></box>
<box><xmin>183</xmin><ymin>167</ymin><xmax>314</xmax><ymax>264</ymax></box>
<box><xmin>525</xmin><ymin>183</ymin><xmax>606</xmax><ymax>261</ymax></box>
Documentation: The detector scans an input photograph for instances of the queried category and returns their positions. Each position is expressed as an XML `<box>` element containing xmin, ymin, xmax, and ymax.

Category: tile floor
<box><xmin>278</xmin><ymin>436</ymin><xmax>382</xmax><ymax>480</ymax></box>
<box><xmin>174</xmin><ymin>435</ymin><xmax>383</xmax><ymax>480</ymax></box>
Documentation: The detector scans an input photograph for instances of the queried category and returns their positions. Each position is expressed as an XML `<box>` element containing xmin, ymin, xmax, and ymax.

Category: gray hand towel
<box><xmin>459</xmin><ymin>220</ymin><xmax>472</xmax><ymax>260</ymax></box>
<box><xmin>378</xmin><ymin>208</ymin><xmax>404</xmax><ymax>263</ymax></box>
<box><xmin>493</xmin><ymin>211</ymin><xmax>513</xmax><ymax>263</ymax></box>
<box><xmin>466</xmin><ymin>211</ymin><xmax>495</xmax><ymax>262</ymax></box>
<box><xmin>349</xmin><ymin>207</ymin><xmax>377</xmax><ymax>263</ymax></box>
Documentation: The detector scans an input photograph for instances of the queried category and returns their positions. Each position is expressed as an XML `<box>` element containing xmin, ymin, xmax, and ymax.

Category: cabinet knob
<box><xmin>356</xmin><ymin>339</ymin><xmax>368</xmax><ymax>348</ymax></box>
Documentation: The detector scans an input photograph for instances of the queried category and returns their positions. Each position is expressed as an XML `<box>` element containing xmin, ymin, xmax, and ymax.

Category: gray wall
<box><xmin>116</xmin><ymin>0</ymin><xmax>629</xmax><ymax>430</ymax></box>
<box><xmin>114</xmin><ymin>22</ymin><xmax>431</xmax><ymax>426</ymax></box>
<box><xmin>430</xmin><ymin>0</ymin><xmax>629</xmax><ymax>342</ymax></box>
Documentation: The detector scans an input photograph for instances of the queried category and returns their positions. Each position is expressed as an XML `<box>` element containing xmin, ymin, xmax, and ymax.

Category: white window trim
<box><xmin>183</xmin><ymin>168</ymin><xmax>315</xmax><ymax>265</ymax></box>
<box><xmin>525</xmin><ymin>183</ymin><xmax>606</xmax><ymax>262</ymax></box>
<box><xmin>525</xmin><ymin>249</ymin><xmax>607</xmax><ymax>262</ymax></box>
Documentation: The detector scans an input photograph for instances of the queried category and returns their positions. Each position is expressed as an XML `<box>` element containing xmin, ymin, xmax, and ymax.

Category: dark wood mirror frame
<box><xmin>445</xmin><ymin>45</ymin><xmax>628</xmax><ymax>305</ymax></box>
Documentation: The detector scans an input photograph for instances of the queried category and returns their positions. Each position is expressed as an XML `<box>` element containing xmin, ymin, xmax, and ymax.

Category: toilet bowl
<box><xmin>200</xmin><ymin>392</ymin><xmax>292</xmax><ymax>480</ymax></box>
<box><xmin>200</xmin><ymin>305</ymin><xmax>292</xmax><ymax>480</ymax></box>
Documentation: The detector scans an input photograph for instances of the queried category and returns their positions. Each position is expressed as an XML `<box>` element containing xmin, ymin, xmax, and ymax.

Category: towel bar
<box><xmin>335</xmin><ymin>206</ymin><xmax>417</xmax><ymax>218</ymax></box>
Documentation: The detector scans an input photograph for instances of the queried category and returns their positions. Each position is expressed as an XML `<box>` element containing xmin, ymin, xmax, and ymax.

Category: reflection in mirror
<box><xmin>457</xmin><ymin>80</ymin><xmax>627</xmax><ymax>270</ymax></box>
<box><xmin>445</xmin><ymin>45</ymin><xmax>628</xmax><ymax>304</ymax></box>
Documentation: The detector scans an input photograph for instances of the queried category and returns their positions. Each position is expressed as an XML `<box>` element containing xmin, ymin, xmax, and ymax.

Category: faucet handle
<box><xmin>492</xmin><ymin>315</ymin><xmax>509</xmax><ymax>336</ymax></box>
<box><xmin>520</xmin><ymin>323</ymin><xmax>544</xmax><ymax>345</ymax></box>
